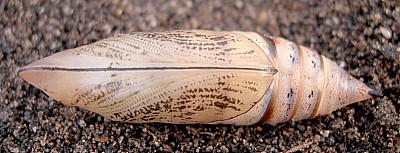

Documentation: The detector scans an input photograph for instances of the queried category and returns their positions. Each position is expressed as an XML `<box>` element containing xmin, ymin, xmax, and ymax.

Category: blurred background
<box><xmin>0</xmin><ymin>0</ymin><xmax>399</xmax><ymax>152</ymax></box>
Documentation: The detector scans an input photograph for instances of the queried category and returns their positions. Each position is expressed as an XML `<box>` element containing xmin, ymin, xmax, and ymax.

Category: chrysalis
<box><xmin>19</xmin><ymin>30</ymin><xmax>380</xmax><ymax>125</ymax></box>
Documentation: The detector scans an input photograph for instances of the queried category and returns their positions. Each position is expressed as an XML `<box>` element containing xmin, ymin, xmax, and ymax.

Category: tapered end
<box><xmin>18</xmin><ymin>49</ymin><xmax>99</xmax><ymax>105</ymax></box>
<box><xmin>19</xmin><ymin>63</ymin><xmax>72</xmax><ymax>103</ymax></box>
<box><xmin>345</xmin><ymin>78</ymin><xmax>374</xmax><ymax>105</ymax></box>
<box><xmin>368</xmin><ymin>90</ymin><xmax>384</xmax><ymax>97</ymax></box>
<box><xmin>314</xmin><ymin>56</ymin><xmax>378</xmax><ymax>116</ymax></box>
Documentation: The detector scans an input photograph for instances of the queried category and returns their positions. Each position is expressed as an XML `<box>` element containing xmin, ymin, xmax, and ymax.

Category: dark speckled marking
<box><xmin>287</xmin><ymin>88</ymin><xmax>294</xmax><ymax>98</ymax></box>
<box><xmin>70</xmin><ymin>31</ymin><xmax>268</xmax><ymax>67</ymax></box>
<box><xmin>312</xmin><ymin>60</ymin><xmax>316</xmax><ymax>68</ymax></box>
<box><xmin>71</xmin><ymin>69</ymin><xmax>272</xmax><ymax>124</ymax></box>
<box><xmin>308</xmin><ymin>90</ymin><xmax>314</xmax><ymax>98</ymax></box>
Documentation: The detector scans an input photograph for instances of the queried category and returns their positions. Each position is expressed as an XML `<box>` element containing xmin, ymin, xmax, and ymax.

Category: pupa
<box><xmin>18</xmin><ymin>30</ymin><xmax>381</xmax><ymax>125</ymax></box>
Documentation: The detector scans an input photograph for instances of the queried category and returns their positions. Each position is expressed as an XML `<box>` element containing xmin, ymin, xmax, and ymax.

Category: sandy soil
<box><xmin>0</xmin><ymin>0</ymin><xmax>399</xmax><ymax>152</ymax></box>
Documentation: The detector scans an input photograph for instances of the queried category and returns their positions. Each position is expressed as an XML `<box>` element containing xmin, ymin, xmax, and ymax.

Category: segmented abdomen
<box><xmin>256</xmin><ymin>37</ymin><xmax>372</xmax><ymax>125</ymax></box>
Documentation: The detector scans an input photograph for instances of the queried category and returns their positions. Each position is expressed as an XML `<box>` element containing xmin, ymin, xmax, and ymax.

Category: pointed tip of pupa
<box><xmin>367</xmin><ymin>90</ymin><xmax>384</xmax><ymax>97</ymax></box>
<box><xmin>344</xmin><ymin>77</ymin><xmax>380</xmax><ymax>107</ymax></box>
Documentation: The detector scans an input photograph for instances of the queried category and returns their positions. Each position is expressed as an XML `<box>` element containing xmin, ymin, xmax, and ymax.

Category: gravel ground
<box><xmin>1</xmin><ymin>0</ymin><xmax>399</xmax><ymax>152</ymax></box>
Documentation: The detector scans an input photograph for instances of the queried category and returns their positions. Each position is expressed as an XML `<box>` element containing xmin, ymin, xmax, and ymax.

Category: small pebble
<box><xmin>379</xmin><ymin>26</ymin><xmax>392</xmax><ymax>39</ymax></box>
<box><xmin>236</xmin><ymin>127</ymin><xmax>244</xmax><ymax>134</ymax></box>
<box><xmin>314</xmin><ymin>135</ymin><xmax>321</xmax><ymax>142</ymax></box>
<box><xmin>221</xmin><ymin>145</ymin><xmax>229</xmax><ymax>152</ymax></box>
<box><xmin>118</xmin><ymin>136</ymin><xmax>124</xmax><ymax>144</ymax></box>
<box><xmin>297</xmin><ymin>125</ymin><xmax>306</xmax><ymax>132</ymax></box>
<box><xmin>322</xmin><ymin>130</ymin><xmax>330</xmax><ymax>138</ymax></box>
<box><xmin>11</xmin><ymin>147</ymin><xmax>20</xmax><ymax>153</ymax></box>
<box><xmin>327</xmin><ymin>136</ymin><xmax>335</xmax><ymax>146</ymax></box>
<box><xmin>311</xmin><ymin>144</ymin><xmax>321</xmax><ymax>152</ymax></box>
<box><xmin>32</xmin><ymin>126</ymin><xmax>37</xmax><ymax>133</ymax></box>
<box><xmin>257</xmin><ymin>10</ymin><xmax>268</xmax><ymax>25</ymax></box>
<box><xmin>271</xmin><ymin>139</ymin><xmax>278</xmax><ymax>145</ymax></box>
<box><xmin>163</xmin><ymin>144</ymin><xmax>173</xmax><ymax>152</ymax></box>
<box><xmin>339</xmin><ymin>60</ymin><xmax>346</xmax><ymax>68</ymax></box>
<box><xmin>206</xmin><ymin>146</ymin><xmax>214</xmax><ymax>152</ymax></box>
<box><xmin>255</xmin><ymin>126</ymin><xmax>263</xmax><ymax>132</ymax></box>
<box><xmin>234</xmin><ymin>0</ymin><xmax>244</xmax><ymax>9</ymax></box>
<box><xmin>78</xmin><ymin>119</ymin><xmax>86</xmax><ymax>128</ymax></box>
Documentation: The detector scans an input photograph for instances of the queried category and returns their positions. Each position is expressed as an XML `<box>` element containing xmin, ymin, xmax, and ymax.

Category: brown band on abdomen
<box><xmin>288</xmin><ymin>44</ymin><xmax>304</xmax><ymax>121</ymax></box>
<box><xmin>309</xmin><ymin>54</ymin><xmax>325</xmax><ymax>119</ymax></box>
<box><xmin>257</xmin><ymin>37</ymin><xmax>279</xmax><ymax>124</ymax></box>
<box><xmin>257</xmin><ymin>80</ymin><xmax>278</xmax><ymax>124</ymax></box>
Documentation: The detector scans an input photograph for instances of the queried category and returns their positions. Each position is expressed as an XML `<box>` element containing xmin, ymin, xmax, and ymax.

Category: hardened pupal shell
<box><xmin>19</xmin><ymin>30</ymin><xmax>375</xmax><ymax>125</ymax></box>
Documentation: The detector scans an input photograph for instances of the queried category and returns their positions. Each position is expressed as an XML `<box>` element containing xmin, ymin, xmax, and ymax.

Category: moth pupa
<box><xmin>19</xmin><ymin>30</ymin><xmax>381</xmax><ymax>125</ymax></box>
